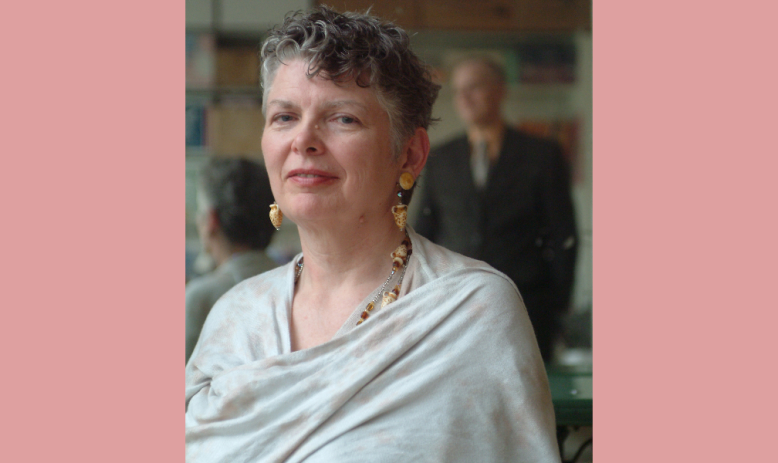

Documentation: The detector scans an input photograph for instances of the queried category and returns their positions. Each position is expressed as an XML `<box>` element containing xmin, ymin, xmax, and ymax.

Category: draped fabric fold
<box><xmin>186</xmin><ymin>229</ymin><xmax>561</xmax><ymax>462</ymax></box>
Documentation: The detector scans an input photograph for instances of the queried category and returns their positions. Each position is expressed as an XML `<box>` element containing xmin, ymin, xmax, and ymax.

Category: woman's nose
<box><xmin>292</xmin><ymin>122</ymin><xmax>324</xmax><ymax>156</ymax></box>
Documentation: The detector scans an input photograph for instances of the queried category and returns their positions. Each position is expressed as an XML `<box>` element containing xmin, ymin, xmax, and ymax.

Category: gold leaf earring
<box><xmin>391</xmin><ymin>173</ymin><xmax>415</xmax><ymax>231</ymax></box>
<box><xmin>392</xmin><ymin>204</ymin><xmax>407</xmax><ymax>231</ymax></box>
<box><xmin>269</xmin><ymin>202</ymin><xmax>283</xmax><ymax>230</ymax></box>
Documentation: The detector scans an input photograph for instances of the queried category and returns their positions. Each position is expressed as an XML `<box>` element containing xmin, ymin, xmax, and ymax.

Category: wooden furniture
<box><xmin>318</xmin><ymin>0</ymin><xmax>591</xmax><ymax>32</ymax></box>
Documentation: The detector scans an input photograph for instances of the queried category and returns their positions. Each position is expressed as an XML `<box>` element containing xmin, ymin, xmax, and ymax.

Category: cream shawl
<box><xmin>186</xmin><ymin>229</ymin><xmax>561</xmax><ymax>462</ymax></box>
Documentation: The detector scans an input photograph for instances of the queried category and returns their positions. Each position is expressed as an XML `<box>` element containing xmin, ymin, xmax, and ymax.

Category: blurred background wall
<box><xmin>185</xmin><ymin>0</ymin><xmax>592</xmax><ymax>349</ymax></box>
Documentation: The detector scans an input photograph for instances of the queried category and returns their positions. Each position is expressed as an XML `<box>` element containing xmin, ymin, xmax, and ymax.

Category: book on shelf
<box><xmin>516</xmin><ymin>41</ymin><xmax>576</xmax><ymax>84</ymax></box>
<box><xmin>207</xmin><ymin>97</ymin><xmax>264</xmax><ymax>158</ymax></box>
<box><xmin>186</xmin><ymin>33</ymin><xmax>215</xmax><ymax>88</ymax></box>
<box><xmin>216</xmin><ymin>46</ymin><xmax>260</xmax><ymax>88</ymax></box>
<box><xmin>186</xmin><ymin>99</ymin><xmax>208</xmax><ymax>147</ymax></box>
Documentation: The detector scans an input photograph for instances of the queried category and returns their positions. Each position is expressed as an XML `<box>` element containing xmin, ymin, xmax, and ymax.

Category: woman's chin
<box><xmin>283</xmin><ymin>202</ymin><xmax>339</xmax><ymax>227</ymax></box>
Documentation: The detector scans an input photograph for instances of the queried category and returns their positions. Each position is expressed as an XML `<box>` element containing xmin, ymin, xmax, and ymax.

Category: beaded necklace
<box><xmin>294</xmin><ymin>233</ymin><xmax>413</xmax><ymax>326</ymax></box>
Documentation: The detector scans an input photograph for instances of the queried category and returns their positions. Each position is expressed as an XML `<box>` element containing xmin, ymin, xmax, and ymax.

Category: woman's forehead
<box><xmin>271</xmin><ymin>60</ymin><xmax>361</xmax><ymax>89</ymax></box>
<box><xmin>268</xmin><ymin>61</ymin><xmax>381</xmax><ymax>109</ymax></box>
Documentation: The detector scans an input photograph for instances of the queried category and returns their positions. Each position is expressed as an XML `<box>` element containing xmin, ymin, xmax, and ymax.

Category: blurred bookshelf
<box><xmin>185</xmin><ymin>30</ymin><xmax>264</xmax><ymax>160</ymax></box>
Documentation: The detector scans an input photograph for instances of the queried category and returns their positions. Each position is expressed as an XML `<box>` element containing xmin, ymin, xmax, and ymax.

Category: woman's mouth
<box><xmin>288</xmin><ymin>170</ymin><xmax>337</xmax><ymax>186</ymax></box>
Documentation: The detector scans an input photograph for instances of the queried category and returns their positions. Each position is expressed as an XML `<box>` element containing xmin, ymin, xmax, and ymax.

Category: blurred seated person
<box><xmin>185</xmin><ymin>7</ymin><xmax>560</xmax><ymax>462</ymax></box>
<box><xmin>185</xmin><ymin>157</ymin><xmax>278</xmax><ymax>363</ymax></box>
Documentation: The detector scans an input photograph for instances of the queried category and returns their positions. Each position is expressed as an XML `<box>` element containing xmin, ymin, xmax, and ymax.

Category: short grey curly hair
<box><xmin>260</xmin><ymin>5</ymin><xmax>441</xmax><ymax>157</ymax></box>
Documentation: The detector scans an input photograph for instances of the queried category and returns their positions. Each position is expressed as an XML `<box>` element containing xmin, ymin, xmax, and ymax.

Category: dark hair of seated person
<box><xmin>199</xmin><ymin>157</ymin><xmax>275</xmax><ymax>250</ymax></box>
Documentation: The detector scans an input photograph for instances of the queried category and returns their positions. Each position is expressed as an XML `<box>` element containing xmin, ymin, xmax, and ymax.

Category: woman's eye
<box><xmin>273</xmin><ymin>114</ymin><xmax>294</xmax><ymax>123</ymax></box>
<box><xmin>338</xmin><ymin>116</ymin><xmax>356</xmax><ymax>124</ymax></box>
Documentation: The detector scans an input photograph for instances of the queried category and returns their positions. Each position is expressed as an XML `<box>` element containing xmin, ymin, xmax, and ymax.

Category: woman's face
<box><xmin>262</xmin><ymin>59</ymin><xmax>400</xmax><ymax>229</ymax></box>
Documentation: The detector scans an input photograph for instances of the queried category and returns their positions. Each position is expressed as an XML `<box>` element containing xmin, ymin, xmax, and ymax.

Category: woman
<box><xmin>186</xmin><ymin>7</ymin><xmax>560</xmax><ymax>462</ymax></box>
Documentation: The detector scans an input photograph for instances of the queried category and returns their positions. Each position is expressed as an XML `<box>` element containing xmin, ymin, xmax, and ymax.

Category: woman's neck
<box><xmin>295</xmin><ymin>213</ymin><xmax>407</xmax><ymax>297</ymax></box>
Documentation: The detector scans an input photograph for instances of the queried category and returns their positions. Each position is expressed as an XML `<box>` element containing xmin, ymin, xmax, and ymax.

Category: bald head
<box><xmin>451</xmin><ymin>58</ymin><xmax>507</xmax><ymax>128</ymax></box>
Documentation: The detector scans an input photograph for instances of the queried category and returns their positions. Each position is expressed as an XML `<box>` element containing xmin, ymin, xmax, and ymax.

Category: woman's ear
<box><xmin>401</xmin><ymin>127</ymin><xmax>430</xmax><ymax>178</ymax></box>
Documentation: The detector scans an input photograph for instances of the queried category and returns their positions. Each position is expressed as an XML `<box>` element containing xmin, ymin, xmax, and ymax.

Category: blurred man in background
<box><xmin>185</xmin><ymin>157</ymin><xmax>278</xmax><ymax>363</ymax></box>
<box><xmin>415</xmin><ymin>56</ymin><xmax>577</xmax><ymax>362</ymax></box>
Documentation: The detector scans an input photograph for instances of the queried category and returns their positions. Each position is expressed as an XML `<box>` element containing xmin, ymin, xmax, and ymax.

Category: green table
<box><xmin>547</xmin><ymin>365</ymin><xmax>592</xmax><ymax>462</ymax></box>
<box><xmin>548</xmin><ymin>366</ymin><xmax>592</xmax><ymax>427</ymax></box>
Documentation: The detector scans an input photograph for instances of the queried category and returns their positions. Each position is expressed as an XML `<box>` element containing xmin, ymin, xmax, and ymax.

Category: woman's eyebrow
<box><xmin>321</xmin><ymin>100</ymin><xmax>368</xmax><ymax>112</ymax></box>
<box><xmin>265</xmin><ymin>99</ymin><xmax>295</xmax><ymax>110</ymax></box>
<box><xmin>265</xmin><ymin>99</ymin><xmax>368</xmax><ymax>113</ymax></box>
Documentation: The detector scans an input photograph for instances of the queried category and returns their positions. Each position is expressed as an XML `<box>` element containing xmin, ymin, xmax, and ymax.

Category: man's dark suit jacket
<box><xmin>415</xmin><ymin>127</ymin><xmax>578</xmax><ymax>321</ymax></box>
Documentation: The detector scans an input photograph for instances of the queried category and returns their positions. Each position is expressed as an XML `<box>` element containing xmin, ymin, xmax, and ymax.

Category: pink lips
<box><xmin>287</xmin><ymin>169</ymin><xmax>338</xmax><ymax>187</ymax></box>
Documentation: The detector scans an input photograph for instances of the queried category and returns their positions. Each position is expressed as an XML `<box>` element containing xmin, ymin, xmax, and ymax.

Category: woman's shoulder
<box><xmin>409</xmin><ymin>229</ymin><xmax>518</xmax><ymax>292</ymax></box>
<box><xmin>405</xmin><ymin>230</ymin><xmax>540</xmax><ymax>374</ymax></box>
